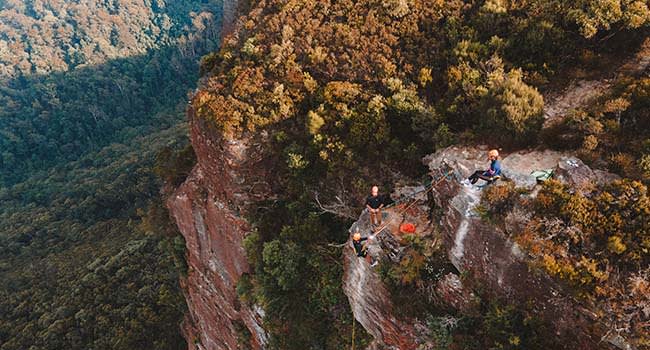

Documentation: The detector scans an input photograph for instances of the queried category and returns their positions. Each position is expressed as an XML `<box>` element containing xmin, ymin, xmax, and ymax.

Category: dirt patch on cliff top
<box><xmin>543</xmin><ymin>37</ymin><xmax>650</xmax><ymax>127</ymax></box>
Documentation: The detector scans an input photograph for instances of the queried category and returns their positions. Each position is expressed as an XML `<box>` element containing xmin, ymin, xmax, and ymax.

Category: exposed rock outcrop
<box><xmin>342</xmin><ymin>186</ymin><xmax>439</xmax><ymax>349</ymax></box>
<box><xmin>342</xmin><ymin>145</ymin><xmax>625</xmax><ymax>349</ymax></box>
<box><xmin>343</xmin><ymin>210</ymin><xmax>422</xmax><ymax>350</ymax></box>
<box><xmin>427</xmin><ymin>146</ymin><xmax>632</xmax><ymax>349</ymax></box>
<box><xmin>426</xmin><ymin>146</ymin><xmax>626</xmax><ymax>349</ymax></box>
<box><xmin>168</xmin><ymin>111</ymin><xmax>271</xmax><ymax>350</ymax></box>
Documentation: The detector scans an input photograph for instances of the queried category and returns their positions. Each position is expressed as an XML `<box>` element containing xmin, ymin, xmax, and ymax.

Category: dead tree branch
<box><xmin>314</xmin><ymin>191</ymin><xmax>358</xmax><ymax>220</ymax></box>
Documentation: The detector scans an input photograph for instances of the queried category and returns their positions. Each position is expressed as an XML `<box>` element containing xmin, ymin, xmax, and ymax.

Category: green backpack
<box><xmin>531</xmin><ymin>169</ymin><xmax>554</xmax><ymax>182</ymax></box>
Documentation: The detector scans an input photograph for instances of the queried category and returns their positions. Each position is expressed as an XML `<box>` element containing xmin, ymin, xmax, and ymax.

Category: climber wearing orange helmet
<box><xmin>352</xmin><ymin>232</ymin><xmax>368</xmax><ymax>257</ymax></box>
<box><xmin>468</xmin><ymin>149</ymin><xmax>502</xmax><ymax>184</ymax></box>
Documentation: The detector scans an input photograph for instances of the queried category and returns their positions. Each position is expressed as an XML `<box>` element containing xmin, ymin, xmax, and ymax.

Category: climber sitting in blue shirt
<box><xmin>468</xmin><ymin>149</ymin><xmax>502</xmax><ymax>184</ymax></box>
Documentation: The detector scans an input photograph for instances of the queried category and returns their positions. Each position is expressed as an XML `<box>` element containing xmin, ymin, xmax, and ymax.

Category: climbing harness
<box><xmin>475</xmin><ymin>175</ymin><xmax>501</xmax><ymax>189</ymax></box>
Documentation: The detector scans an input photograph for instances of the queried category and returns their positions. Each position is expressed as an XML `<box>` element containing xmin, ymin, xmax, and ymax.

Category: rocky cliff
<box><xmin>166</xmin><ymin>1</ymin><xmax>648</xmax><ymax>347</ymax></box>
<box><xmin>165</xmin><ymin>2</ymin><xmax>272</xmax><ymax>349</ymax></box>
<box><xmin>221</xmin><ymin>0</ymin><xmax>239</xmax><ymax>36</ymax></box>
<box><xmin>168</xmin><ymin>109</ymin><xmax>270</xmax><ymax>349</ymax></box>
<box><xmin>427</xmin><ymin>147</ymin><xmax>603</xmax><ymax>348</ymax></box>
<box><xmin>343</xmin><ymin>206</ymin><xmax>428</xmax><ymax>350</ymax></box>
<box><xmin>342</xmin><ymin>146</ymin><xmax>629</xmax><ymax>350</ymax></box>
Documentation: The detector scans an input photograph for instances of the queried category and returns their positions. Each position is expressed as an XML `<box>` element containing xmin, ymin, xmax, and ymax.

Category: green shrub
<box><xmin>236</xmin><ymin>274</ymin><xmax>255</xmax><ymax>305</ymax></box>
<box><xmin>480</xmin><ymin>66</ymin><xmax>544</xmax><ymax>145</ymax></box>
<box><xmin>427</xmin><ymin>316</ymin><xmax>457</xmax><ymax>350</ymax></box>
<box><xmin>154</xmin><ymin>144</ymin><xmax>197</xmax><ymax>187</ymax></box>
<box><xmin>608</xmin><ymin>153</ymin><xmax>636</xmax><ymax>177</ymax></box>
<box><xmin>526</xmin><ymin>179</ymin><xmax>650</xmax><ymax>301</ymax></box>
<box><xmin>262</xmin><ymin>240</ymin><xmax>304</xmax><ymax>291</ymax></box>
<box><xmin>233</xmin><ymin>319</ymin><xmax>253</xmax><ymax>350</ymax></box>
<box><xmin>638</xmin><ymin>154</ymin><xmax>650</xmax><ymax>180</ymax></box>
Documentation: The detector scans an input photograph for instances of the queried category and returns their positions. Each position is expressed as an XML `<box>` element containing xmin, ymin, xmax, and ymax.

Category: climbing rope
<box><xmin>369</xmin><ymin>189</ymin><xmax>428</xmax><ymax>236</ymax></box>
<box><xmin>327</xmin><ymin>167</ymin><xmax>455</xmax><ymax>248</ymax></box>
<box><xmin>383</xmin><ymin>168</ymin><xmax>455</xmax><ymax>209</ymax></box>
<box><xmin>351</xmin><ymin>317</ymin><xmax>355</xmax><ymax>350</ymax></box>
<box><xmin>370</xmin><ymin>169</ymin><xmax>454</xmax><ymax>236</ymax></box>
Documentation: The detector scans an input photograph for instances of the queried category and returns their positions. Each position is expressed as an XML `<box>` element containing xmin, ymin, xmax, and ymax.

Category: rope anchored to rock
<box><xmin>327</xmin><ymin>169</ymin><xmax>454</xmax><ymax>248</ymax></box>
<box><xmin>369</xmin><ymin>168</ymin><xmax>453</xmax><ymax>237</ymax></box>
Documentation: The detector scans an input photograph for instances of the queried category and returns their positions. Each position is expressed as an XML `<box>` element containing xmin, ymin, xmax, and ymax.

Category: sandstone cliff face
<box><xmin>168</xmin><ymin>111</ymin><xmax>270</xmax><ymax>350</ymax></box>
<box><xmin>343</xmin><ymin>210</ymin><xmax>422</xmax><ymax>350</ymax></box>
<box><xmin>342</xmin><ymin>146</ymin><xmax>625</xmax><ymax>350</ymax></box>
<box><xmin>426</xmin><ymin>147</ymin><xmax>599</xmax><ymax>348</ymax></box>
<box><xmin>343</xmin><ymin>188</ymin><xmax>435</xmax><ymax>350</ymax></box>
<box><xmin>167</xmin><ymin>1</ymin><xmax>270</xmax><ymax>348</ymax></box>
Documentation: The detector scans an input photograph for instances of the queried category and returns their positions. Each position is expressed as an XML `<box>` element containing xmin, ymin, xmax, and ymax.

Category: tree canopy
<box><xmin>0</xmin><ymin>0</ymin><xmax>221</xmax><ymax>348</ymax></box>
<box><xmin>194</xmin><ymin>0</ymin><xmax>650</xmax><ymax>348</ymax></box>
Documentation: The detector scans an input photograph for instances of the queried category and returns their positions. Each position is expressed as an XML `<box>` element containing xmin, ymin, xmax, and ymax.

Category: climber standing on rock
<box><xmin>365</xmin><ymin>185</ymin><xmax>384</xmax><ymax>227</ymax></box>
<box><xmin>467</xmin><ymin>149</ymin><xmax>502</xmax><ymax>185</ymax></box>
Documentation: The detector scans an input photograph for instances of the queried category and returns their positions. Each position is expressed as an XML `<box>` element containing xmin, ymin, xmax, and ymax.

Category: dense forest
<box><xmin>3</xmin><ymin>0</ymin><xmax>650</xmax><ymax>348</ymax></box>
<box><xmin>195</xmin><ymin>0</ymin><xmax>650</xmax><ymax>348</ymax></box>
<box><xmin>0</xmin><ymin>0</ymin><xmax>220</xmax><ymax>186</ymax></box>
<box><xmin>0</xmin><ymin>0</ymin><xmax>219</xmax><ymax>348</ymax></box>
<box><xmin>0</xmin><ymin>126</ymin><xmax>192</xmax><ymax>350</ymax></box>
<box><xmin>0</xmin><ymin>0</ymin><xmax>219</xmax><ymax>77</ymax></box>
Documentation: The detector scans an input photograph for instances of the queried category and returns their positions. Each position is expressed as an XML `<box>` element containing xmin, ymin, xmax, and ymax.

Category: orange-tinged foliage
<box><xmin>513</xmin><ymin>179</ymin><xmax>649</xmax><ymax>345</ymax></box>
<box><xmin>399</xmin><ymin>249</ymin><xmax>427</xmax><ymax>285</ymax></box>
<box><xmin>530</xmin><ymin>179</ymin><xmax>650</xmax><ymax>269</ymax></box>
<box><xmin>191</xmin><ymin>0</ymin><xmax>650</xmax><ymax>347</ymax></box>
<box><xmin>481</xmin><ymin>181</ymin><xmax>518</xmax><ymax>216</ymax></box>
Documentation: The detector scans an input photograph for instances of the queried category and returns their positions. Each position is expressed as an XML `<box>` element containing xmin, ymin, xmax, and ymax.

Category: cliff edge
<box><xmin>342</xmin><ymin>146</ymin><xmax>630</xmax><ymax>350</ymax></box>
<box><xmin>168</xmin><ymin>110</ymin><xmax>270</xmax><ymax>350</ymax></box>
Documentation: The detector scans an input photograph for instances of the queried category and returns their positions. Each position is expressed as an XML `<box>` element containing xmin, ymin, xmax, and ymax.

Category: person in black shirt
<box><xmin>365</xmin><ymin>185</ymin><xmax>384</xmax><ymax>227</ymax></box>
<box><xmin>352</xmin><ymin>232</ymin><xmax>368</xmax><ymax>257</ymax></box>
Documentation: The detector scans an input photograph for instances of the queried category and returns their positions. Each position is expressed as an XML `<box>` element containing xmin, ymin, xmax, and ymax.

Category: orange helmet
<box><xmin>488</xmin><ymin>149</ymin><xmax>499</xmax><ymax>158</ymax></box>
<box><xmin>353</xmin><ymin>232</ymin><xmax>361</xmax><ymax>241</ymax></box>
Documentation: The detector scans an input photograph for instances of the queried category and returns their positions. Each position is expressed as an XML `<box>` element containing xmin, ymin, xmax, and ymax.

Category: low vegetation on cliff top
<box><xmin>194</xmin><ymin>0</ymin><xmax>650</xmax><ymax>348</ymax></box>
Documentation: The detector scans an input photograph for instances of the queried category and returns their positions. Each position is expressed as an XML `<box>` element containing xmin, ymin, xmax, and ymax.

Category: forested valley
<box><xmin>0</xmin><ymin>1</ymin><xmax>221</xmax><ymax>348</ymax></box>
<box><xmin>2</xmin><ymin>0</ymin><xmax>650</xmax><ymax>349</ymax></box>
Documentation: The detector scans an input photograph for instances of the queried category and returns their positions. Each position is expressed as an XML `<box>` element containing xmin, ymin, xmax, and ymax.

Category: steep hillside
<box><xmin>0</xmin><ymin>0</ymin><xmax>221</xmax><ymax>185</ymax></box>
<box><xmin>0</xmin><ymin>0</ymin><xmax>219</xmax><ymax>77</ymax></box>
<box><xmin>174</xmin><ymin>0</ymin><xmax>650</xmax><ymax>349</ymax></box>
<box><xmin>0</xmin><ymin>0</ymin><xmax>229</xmax><ymax>349</ymax></box>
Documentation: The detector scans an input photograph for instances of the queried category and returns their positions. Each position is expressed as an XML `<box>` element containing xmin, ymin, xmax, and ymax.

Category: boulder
<box><xmin>501</xmin><ymin>149</ymin><xmax>569</xmax><ymax>189</ymax></box>
<box><xmin>555</xmin><ymin>156</ymin><xmax>597</xmax><ymax>191</ymax></box>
